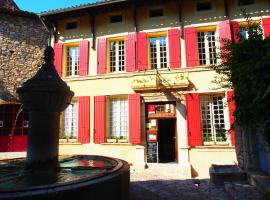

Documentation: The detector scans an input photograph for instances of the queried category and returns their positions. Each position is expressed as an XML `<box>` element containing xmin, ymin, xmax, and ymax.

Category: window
<box><xmin>109</xmin><ymin>98</ymin><xmax>128</xmax><ymax>139</ymax></box>
<box><xmin>65</xmin><ymin>21</ymin><xmax>78</xmax><ymax>30</ymax></box>
<box><xmin>200</xmin><ymin>96</ymin><xmax>229</xmax><ymax>144</ymax></box>
<box><xmin>239</xmin><ymin>27</ymin><xmax>249</xmax><ymax>39</ymax></box>
<box><xmin>149</xmin><ymin>36</ymin><xmax>168</xmax><ymax>69</ymax></box>
<box><xmin>66</xmin><ymin>46</ymin><xmax>79</xmax><ymax>76</ymax></box>
<box><xmin>196</xmin><ymin>1</ymin><xmax>212</xmax><ymax>11</ymax></box>
<box><xmin>0</xmin><ymin>121</ymin><xmax>3</xmax><ymax>128</ymax></box>
<box><xmin>110</xmin><ymin>14</ymin><xmax>123</xmax><ymax>23</ymax></box>
<box><xmin>109</xmin><ymin>40</ymin><xmax>125</xmax><ymax>72</ymax></box>
<box><xmin>238</xmin><ymin>0</ymin><xmax>254</xmax><ymax>6</ymax></box>
<box><xmin>62</xmin><ymin>101</ymin><xmax>78</xmax><ymax>139</ymax></box>
<box><xmin>197</xmin><ymin>31</ymin><xmax>218</xmax><ymax>65</ymax></box>
<box><xmin>149</xmin><ymin>8</ymin><xmax>164</xmax><ymax>18</ymax></box>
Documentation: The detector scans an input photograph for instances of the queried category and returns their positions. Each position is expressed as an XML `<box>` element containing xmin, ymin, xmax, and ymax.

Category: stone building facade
<box><xmin>0</xmin><ymin>2</ymin><xmax>48</xmax><ymax>152</ymax></box>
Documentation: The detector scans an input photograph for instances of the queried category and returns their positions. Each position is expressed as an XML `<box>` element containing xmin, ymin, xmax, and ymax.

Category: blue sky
<box><xmin>14</xmin><ymin>0</ymin><xmax>99</xmax><ymax>13</ymax></box>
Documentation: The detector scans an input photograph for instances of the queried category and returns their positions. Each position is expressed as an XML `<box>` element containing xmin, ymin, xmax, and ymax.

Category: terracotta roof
<box><xmin>40</xmin><ymin>0</ymin><xmax>126</xmax><ymax>16</ymax></box>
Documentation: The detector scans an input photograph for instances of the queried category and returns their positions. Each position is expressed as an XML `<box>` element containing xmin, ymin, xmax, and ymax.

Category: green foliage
<box><xmin>261</xmin><ymin>192</ymin><xmax>270</xmax><ymax>200</ymax></box>
<box><xmin>210</xmin><ymin>14</ymin><xmax>270</xmax><ymax>145</ymax></box>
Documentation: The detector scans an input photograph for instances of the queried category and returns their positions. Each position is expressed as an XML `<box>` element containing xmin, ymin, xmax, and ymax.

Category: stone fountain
<box><xmin>0</xmin><ymin>47</ymin><xmax>130</xmax><ymax>200</ymax></box>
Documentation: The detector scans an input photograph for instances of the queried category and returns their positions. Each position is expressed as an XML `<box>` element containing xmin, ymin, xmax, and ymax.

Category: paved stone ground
<box><xmin>130</xmin><ymin>163</ymin><xmax>261</xmax><ymax>200</ymax></box>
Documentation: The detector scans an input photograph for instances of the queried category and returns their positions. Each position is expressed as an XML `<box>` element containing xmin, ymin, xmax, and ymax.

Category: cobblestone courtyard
<box><xmin>130</xmin><ymin>163</ymin><xmax>229</xmax><ymax>200</ymax></box>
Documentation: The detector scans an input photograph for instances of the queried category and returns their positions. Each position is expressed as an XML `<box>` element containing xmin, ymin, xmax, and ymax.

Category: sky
<box><xmin>14</xmin><ymin>0</ymin><xmax>99</xmax><ymax>13</ymax></box>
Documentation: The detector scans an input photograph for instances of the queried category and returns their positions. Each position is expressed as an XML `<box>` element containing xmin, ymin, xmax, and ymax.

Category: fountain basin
<box><xmin>0</xmin><ymin>155</ymin><xmax>130</xmax><ymax>200</ymax></box>
<box><xmin>209</xmin><ymin>164</ymin><xmax>246</xmax><ymax>184</ymax></box>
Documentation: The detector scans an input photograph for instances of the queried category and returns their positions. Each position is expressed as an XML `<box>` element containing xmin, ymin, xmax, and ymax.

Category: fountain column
<box><xmin>17</xmin><ymin>47</ymin><xmax>74</xmax><ymax>174</ymax></box>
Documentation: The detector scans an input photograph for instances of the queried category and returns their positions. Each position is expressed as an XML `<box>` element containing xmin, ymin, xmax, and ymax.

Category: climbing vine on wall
<box><xmin>211</xmin><ymin>15</ymin><xmax>270</xmax><ymax>145</ymax></box>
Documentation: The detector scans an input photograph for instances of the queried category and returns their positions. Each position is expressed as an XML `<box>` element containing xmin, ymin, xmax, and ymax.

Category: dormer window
<box><xmin>110</xmin><ymin>14</ymin><xmax>123</xmax><ymax>23</ymax></box>
<box><xmin>196</xmin><ymin>1</ymin><xmax>212</xmax><ymax>12</ymax></box>
<box><xmin>65</xmin><ymin>21</ymin><xmax>78</xmax><ymax>30</ymax></box>
<box><xmin>238</xmin><ymin>0</ymin><xmax>254</xmax><ymax>6</ymax></box>
<box><xmin>149</xmin><ymin>8</ymin><xmax>164</xmax><ymax>18</ymax></box>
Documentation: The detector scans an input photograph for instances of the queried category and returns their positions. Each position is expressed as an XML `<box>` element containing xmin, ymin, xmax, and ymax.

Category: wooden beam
<box><xmin>224</xmin><ymin>0</ymin><xmax>229</xmax><ymax>18</ymax></box>
<box><xmin>178</xmin><ymin>0</ymin><xmax>184</xmax><ymax>39</ymax></box>
<box><xmin>89</xmin><ymin>14</ymin><xmax>96</xmax><ymax>50</ymax></box>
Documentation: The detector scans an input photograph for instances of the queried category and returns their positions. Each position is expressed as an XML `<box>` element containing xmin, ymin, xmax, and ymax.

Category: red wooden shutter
<box><xmin>227</xmin><ymin>91</ymin><xmax>236</xmax><ymax>146</ymax></box>
<box><xmin>97</xmin><ymin>38</ymin><xmax>107</xmax><ymax>74</ymax></box>
<box><xmin>79</xmin><ymin>40</ymin><xmax>89</xmax><ymax>76</ymax></box>
<box><xmin>168</xmin><ymin>28</ymin><xmax>181</xmax><ymax>68</ymax></box>
<box><xmin>128</xmin><ymin>93</ymin><xmax>141</xmax><ymax>144</ymax></box>
<box><xmin>231</xmin><ymin>21</ymin><xmax>240</xmax><ymax>43</ymax></box>
<box><xmin>78</xmin><ymin>96</ymin><xmax>90</xmax><ymax>144</ymax></box>
<box><xmin>218</xmin><ymin>20</ymin><xmax>232</xmax><ymax>42</ymax></box>
<box><xmin>185</xmin><ymin>93</ymin><xmax>202</xmax><ymax>147</ymax></box>
<box><xmin>94</xmin><ymin>96</ymin><xmax>106</xmax><ymax>143</ymax></box>
<box><xmin>262</xmin><ymin>17</ymin><xmax>270</xmax><ymax>38</ymax></box>
<box><xmin>184</xmin><ymin>27</ymin><xmax>199</xmax><ymax>67</ymax></box>
<box><xmin>137</xmin><ymin>32</ymin><xmax>148</xmax><ymax>71</ymax></box>
<box><xmin>125</xmin><ymin>33</ymin><xmax>136</xmax><ymax>72</ymax></box>
<box><xmin>54</xmin><ymin>43</ymin><xmax>63</xmax><ymax>76</ymax></box>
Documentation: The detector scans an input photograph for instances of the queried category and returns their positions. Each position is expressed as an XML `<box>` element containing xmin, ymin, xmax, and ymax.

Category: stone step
<box><xmin>248</xmin><ymin>171</ymin><xmax>270</xmax><ymax>193</ymax></box>
<box><xmin>224</xmin><ymin>182</ymin><xmax>261</xmax><ymax>200</ymax></box>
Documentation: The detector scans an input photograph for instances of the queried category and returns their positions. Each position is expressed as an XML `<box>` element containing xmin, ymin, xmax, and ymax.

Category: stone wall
<box><xmin>0</xmin><ymin>12</ymin><xmax>47</xmax><ymax>101</ymax></box>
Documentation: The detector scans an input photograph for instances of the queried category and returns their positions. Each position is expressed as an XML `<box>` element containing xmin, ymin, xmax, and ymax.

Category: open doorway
<box><xmin>158</xmin><ymin>119</ymin><xmax>176</xmax><ymax>163</ymax></box>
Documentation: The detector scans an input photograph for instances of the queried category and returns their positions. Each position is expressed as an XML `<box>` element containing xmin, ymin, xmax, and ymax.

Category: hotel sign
<box><xmin>131</xmin><ymin>73</ymin><xmax>190</xmax><ymax>91</ymax></box>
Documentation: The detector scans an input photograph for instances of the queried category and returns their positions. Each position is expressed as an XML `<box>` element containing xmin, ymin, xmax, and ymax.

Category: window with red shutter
<box><xmin>262</xmin><ymin>17</ymin><xmax>270</xmax><ymax>38</ymax></box>
<box><xmin>128</xmin><ymin>93</ymin><xmax>141</xmax><ymax>144</ymax></box>
<box><xmin>54</xmin><ymin>43</ymin><xmax>63</xmax><ymax>76</ymax></box>
<box><xmin>94</xmin><ymin>96</ymin><xmax>106</xmax><ymax>143</ymax></box>
<box><xmin>184</xmin><ymin>27</ymin><xmax>199</xmax><ymax>67</ymax></box>
<box><xmin>125</xmin><ymin>33</ymin><xmax>136</xmax><ymax>72</ymax></box>
<box><xmin>137</xmin><ymin>32</ymin><xmax>148</xmax><ymax>71</ymax></box>
<box><xmin>168</xmin><ymin>29</ymin><xmax>181</xmax><ymax>68</ymax></box>
<box><xmin>78</xmin><ymin>96</ymin><xmax>90</xmax><ymax>144</ymax></box>
<box><xmin>79</xmin><ymin>40</ymin><xmax>89</xmax><ymax>76</ymax></box>
<box><xmin>227</xmin><ymin>91</ymin><xmax>236</xmax><ymax>146</ymax></box>
<box><xmin>97</xmin><ymin>38</ymin><xmax>107</xmax><ymax>74</ymax></box>
<box><xmin>185</xmin><ymin>93</ymin><xmax>202</xmax><ymax>147</ymax></box>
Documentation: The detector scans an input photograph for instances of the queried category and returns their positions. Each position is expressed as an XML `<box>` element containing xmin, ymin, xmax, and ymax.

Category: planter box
<box><xmin>107</xmin><ymin>139</ymin><xmax>117</xmax><ymax>143</ymax></box>
<box><xmin>59</xmin><ymin>139</ymin><xmax>68</xmax><ymax>143</ymax></box>
<box><xmin>118</xmin><ymin>139</ymin><xmax>128</xmax><ymax>143</ymax></box>
<box><xmin>68</xmin><ymin>139</ymin><xmax>77</xmax><ymax>143</ymax></box>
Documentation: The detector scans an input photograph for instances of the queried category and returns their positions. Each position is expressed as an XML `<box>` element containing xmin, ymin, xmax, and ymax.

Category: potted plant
<box><xmin>118</xmin><ymin>136</ymin><xmax>128</xmax><ymax>143</ymax></box>
<box><xmin>68</xmin><ymin>135</ymin><xmax>77</xmax><ymax>143</ymax></box>
<box><xmin>107</xmin><ymin>135</ymin><xmax>117</xmax><ymax>143</ymax></box>
<box><xmin>59</xmin><ymin>132</ymin><xmax>68</xmax><ymax>143</ymax></box>
<box><xmin>203</xmin><ymin>134</ymin><xmax>214</xmax><ymax>146</ymax></box>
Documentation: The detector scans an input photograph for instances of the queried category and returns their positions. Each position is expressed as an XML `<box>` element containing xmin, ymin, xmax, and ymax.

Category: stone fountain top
<box><xmin>17</xmin><ymin>46</ymin><xmax>74</xmax><ymax>112</ymax></box>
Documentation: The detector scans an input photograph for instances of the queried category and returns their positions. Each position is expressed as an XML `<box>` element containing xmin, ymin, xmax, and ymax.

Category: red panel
<box><xmin>168</xmin><ymin>28</ymin><xmax>181</xmax><ymax>68</ymax></box>
<box><xmin>227</xmin><ymin>91</ymin><xmax>236</xmax><ymax>146</ymax></box>
<box><xmin>184</xmin><ymin>27</ymin><xmax>199</xmax><ymax>67</ymax></box>
<box><xmin>79</xmin><ymin>40</ymin><xmax>89</xmax><ymax>76</ymax></box>
<box><xmin>231</xmin><ymin>21</ymin><xmax>240</xmax><ymax>43</ymax></box>
<box><xmin>262</xmin><ymin>17</ymin><xmax>270</xmax><ymax>38</ymax></box>
<box><xmin>78</xmin><ymin>96</ymin><xmax>90</xmax><ymax>144</ymax></box>
<box><xmin>125</xmin><ymin>33</ymin><xmax>136</xmax><ymax>72</ymax></box>
<box><xmin>0</xmin><ymin>136</ymin><xmax>9</xmax><ymax>152</ymax></box>
<box><xmin>218</xmin><ymin>20</ymin><xmax>232</xmax><ymax>42</ymax></box>
<box><xmin>137</xmin><ymin>32</ymin><xmax>148</xmax><ymax>71</ymax></box>
<box><xmin>54</xmin><ymin>43</ymin><xmax>63</xmax><ymax>76</ymax></box>
<box><xmin>97</xmin><ymin>38</ymin><xmax>107</xmax><ymax>74</ymax></box>
<box><xmin>94</xmin><ymin>96</ymin><xmax>106</xmax><ymax>144</ymax></box>
<box><xmin>11</xmin><ymin>135</ymin><xmax>27</xmax><ymax>152</ymax></box>
<box><xmin>185</xmin><ymin>93</ymin><xmax>202</xmax><ymax>147</ymax></box>
<box><xmin>128</xmin><ymin>93</ymin><xmax>141</xmax><ymax>144</ymax></box>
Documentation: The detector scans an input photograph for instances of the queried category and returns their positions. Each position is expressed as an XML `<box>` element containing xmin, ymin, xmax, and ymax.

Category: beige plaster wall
<box><xmin>189</xmin><ymin>147</ymin><xmax>237</xmax><ymax>178</ymax></box>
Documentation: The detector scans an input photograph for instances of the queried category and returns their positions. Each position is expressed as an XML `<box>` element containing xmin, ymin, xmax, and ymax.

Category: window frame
<box><xmin>106</xmin><ymin>96</ymin><xmax>129</xmax><ymax>141</ymax></box>
<box><xmin>63</xmin><ymin>42</ymin><xmax>80</xmax><ymax>77</ymax></box>
<box><xmin>200</xmin><ymin>94</ymin><xmax>230</xmax><ymax>145</ymax></box>
<box><xmin>147</xmin><ymin>31</ymin><xmax>169</xmax><ymax>70</ymax></box>
<box><xmin>61</xmin><ymin>99</ymin><xmax>79</xmax><ymax>140</ymax></box>
<box><xmin>196</xmin><ymin>26</ymin><xmax>219</xmax><ymax>66</ymax></box>
<box><xmin>107</xmin><ymin>37</ymin><xmax>126</xmax><ymax>73</ymax></box>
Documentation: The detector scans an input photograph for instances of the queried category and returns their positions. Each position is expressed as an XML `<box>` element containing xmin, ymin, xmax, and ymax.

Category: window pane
<box><xmin>67</xmin><ymin>47</ymin><xmax>79</xmax><ymax>76</ymax></box>
<box><xmin>62</xmin><ymin>101</ymin><xmax>78</xmax><ymax>138</ymax></box>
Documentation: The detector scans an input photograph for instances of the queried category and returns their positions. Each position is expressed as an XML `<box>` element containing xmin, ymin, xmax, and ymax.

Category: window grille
<box><xmin>109</xmin><ymin>98</ymin><xmax>128</xmax><ymax>138</ymax></box>
<box><xmin>110</xmin><ymin>40</ymin><xmax>125</xmax><ymax>72</ymax></box>
<box><xmin>200</xmin><ymin>96</ymin><xmax>228</xmax><ymax>143</ymax></box>
<box><xmin>67</xmin><ymin>47</ymin><xmax>79</xmax><ymax>76</ymax></box>
<box><xmin>150</xmin><ymin>36</ymin><xmax>168</xmax><ymax>69</ymax></box>
<box><xmin>197</xmin><ymin>31</ymin><xmax>218</xmax><ymax>65</ymax></box>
